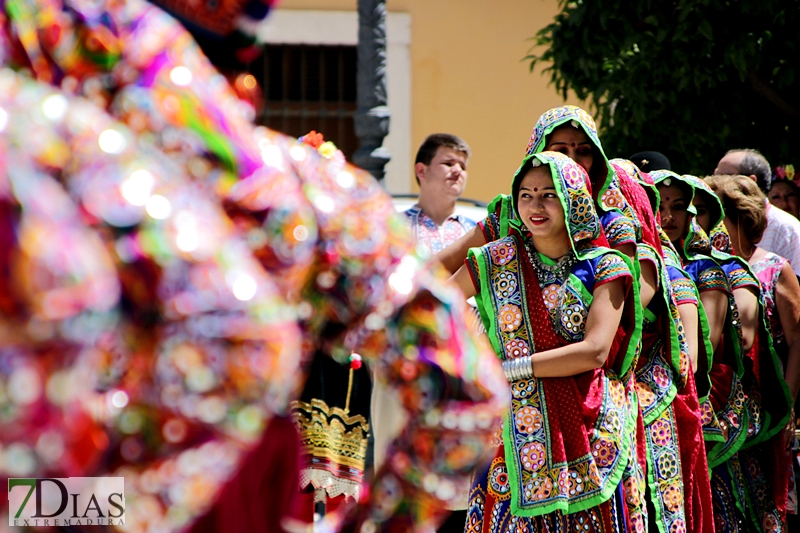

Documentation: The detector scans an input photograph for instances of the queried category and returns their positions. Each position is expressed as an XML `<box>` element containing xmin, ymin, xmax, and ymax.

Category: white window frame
<box><xmin>257</xmin><ymin>10</ymin><xmax>412</xmax><ymax>194</ymax></box>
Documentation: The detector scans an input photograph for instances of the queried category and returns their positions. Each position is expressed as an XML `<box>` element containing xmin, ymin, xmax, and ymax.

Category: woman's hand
<box><xmin>436</xmin><ymin>226</ymin><xmax>487</xmax><ymax>274</ymax></box>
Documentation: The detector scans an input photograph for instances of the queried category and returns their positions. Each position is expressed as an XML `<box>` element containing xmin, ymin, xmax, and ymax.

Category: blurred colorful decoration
<box><xmin>773</xmin><ymin>164</ymin><xmax>798</xmax><ymax>184</ymax></box>
<box><xmin>0</xmin><ymin>0</ymin><xmax>507</xmax><ymax>531</ymax></box>
<box><xmin>290</xmin><ymin>132</ymin><xmax>372</xmax><ymax>519</ymax></box>
<box><xmin>0</xmin><ymin>69</ymin><xmax>302</xmax><ymax>532</ymax></box>
<box><xmin>150</xmin><ymin>0</ymin><xmax>281</xmax><ymax>68</ymax></box>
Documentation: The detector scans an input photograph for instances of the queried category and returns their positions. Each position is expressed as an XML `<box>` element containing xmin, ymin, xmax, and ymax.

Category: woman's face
<box><xmin>517</xmin><ymin>166</ymin><xmax>567</xmax><ymax>241</ymax></box>
<box><xmin>692</xmin><ymin>194</ymin><xmax>712</xmax><ymax>233</ymax></box>
<box><xmin>768</xmin><ymin>181</ymin><xmax>800</xmax><ymax>218</ymax></box>
<box><xmin>657</xmin><ymin>184</ymin><xmax>690</xmax><ymax>244</ymax></box>
<box><xmin>544</xmin><ymin>125</ymin><xmax>594</xmax><ymax>177</ymax></box>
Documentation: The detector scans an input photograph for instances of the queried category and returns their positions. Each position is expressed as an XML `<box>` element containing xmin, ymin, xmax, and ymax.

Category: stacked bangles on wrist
<box><xmin>502</xmin><ymin>356</ymin><xmax>534</xmax><ymax>382</ymax></box>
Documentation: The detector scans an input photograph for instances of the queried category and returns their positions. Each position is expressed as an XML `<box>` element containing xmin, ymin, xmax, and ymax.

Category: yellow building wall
<box><xmin>276</xmin><ymin>0</ymin><xmax>583</xmax><ymax>202</ymax></box>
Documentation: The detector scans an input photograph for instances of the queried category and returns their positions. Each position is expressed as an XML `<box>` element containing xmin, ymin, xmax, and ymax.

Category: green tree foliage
<box><xmin>528</xmin><ymin>0</ymin><xmax>800</xmax><ymax>176</ymax></box>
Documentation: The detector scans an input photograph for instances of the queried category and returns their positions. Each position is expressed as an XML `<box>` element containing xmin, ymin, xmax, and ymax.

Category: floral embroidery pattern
<box><xmin>505</xmin><ymin>339</ymin><xmax>529</xmax><ymax>359</ymax></box>
<box><xmin>515</xmin><ymin>405</ymin><xmax>543</xmax><ymax>434</ymax></box>
<box><xmin>490</xmin><ymin>241</ymin><xmax>516</xmax><ymax>265</ymax></box>
<box><xmin>707</xmin><ymin>374</ymin><xmax>749</xmax><ymax>468</ymax></box>
<box><xmin>488</xmin><ymin>457</ymin><xmax>512</xmax><ymax>501</ymax></box>
<box><xmin>499</xmin><ymin>304</ymin><xmax>523</xmax><ymax>332</ymax></box>
<box><xmin>635</xmin><ymin>340</ymin><xmax>677</xmax><ymax>423</ymax></box>
<box><xmin>645</xmin><ymin>407</ymin><xmax>686</xmax><ymax>533</ymax></box>
<box><xmin>601</xmin><ymin>186</ymin><xmax>627</xmax><ymax>210</ymax></box>
<box><xmin>525</xmin><ymin>106</ymin><xmax>600</xmax><ymax>157</ymax></box>
<box><xmin>494</xmin><ymin>271</ymin><xmax>518</xmax><ymax>299</ymax></box>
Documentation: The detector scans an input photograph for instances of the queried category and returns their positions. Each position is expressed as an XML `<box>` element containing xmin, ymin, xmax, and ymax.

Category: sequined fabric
<box><xmin>0</xmin><ymin>0</ymin><xmax>509</xmax><ymax>530</ymax></box>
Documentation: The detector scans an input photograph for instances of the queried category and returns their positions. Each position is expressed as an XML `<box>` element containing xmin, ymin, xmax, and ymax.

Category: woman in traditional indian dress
<box><xmin>704</xmin><ymin>174</ymin><xmax>800</xmax><ymax>530</ymax></box>
<box><xmin>610</xmin><ymin>160</ymin><xmax>714</xmax><ymax>533</ymax></box>
<box><xmin>450</xmin><ymin>151</ymin><xmax>645</xmax><ymax>532</ymax></box>
<box><xmin>653</xmin><ymin>170</ymin><xmax>791</xmax><ymax>531</ymax></box>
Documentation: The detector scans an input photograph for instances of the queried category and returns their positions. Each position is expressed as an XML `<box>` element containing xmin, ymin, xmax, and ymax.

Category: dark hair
<box><xmin>726</xmin><ymin>149</ymin><xmax>772</xmax><ymax>192</ymax></box>
<box><xmin>629</xmin><ymin>151</ymin><xmax>671</xmax><ymax>173</ymax></box>
<box><xmin>414</xmin><ymin>133</ymin><xmax>470</xmax><ymax>184</ymax></box>
<box><xmin>704</xmin><ymin>174</ymin><xmax>768</xmax><ymax>243</ymax></box>
<box><xmin>769</xmin><ymin>179</ymin><xmax>800</xmax><ymax>195</ymax></box>
<box><xmin>656</xmin><ymin>176</ymin><xmax>693</xmax><ymax>202</ymax></box>
<box><xmin>414</xmin><ymin>134</ymin><xmax>470</xmax><ymax>165</ymax></box>
<box><xmin>511</xmin><ymin>158</ymin><xmax>536</xmax><ymax>217</ymax></box>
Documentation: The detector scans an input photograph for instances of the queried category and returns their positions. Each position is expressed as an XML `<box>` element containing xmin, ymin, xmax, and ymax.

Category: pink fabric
<box><xmin>760</xmin><ymin>203</ymin><xmax>800</xmax><ymax>268</ymax></box>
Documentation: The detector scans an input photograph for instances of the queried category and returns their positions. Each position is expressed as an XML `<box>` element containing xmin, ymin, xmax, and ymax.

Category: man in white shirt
<box><xmin>403</xmin><ymin>133</ymin><xmax>476</xmax><ymax>254</ymax></box>
<box><xmin>715</xmin><ymin>149</ymin><xmax>800</xmax><ymax>269</ymax></box>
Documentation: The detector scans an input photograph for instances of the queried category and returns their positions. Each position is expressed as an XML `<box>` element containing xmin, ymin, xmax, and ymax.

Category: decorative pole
<box><xmin>353</xmin><ymin>0</ymin><xmax>391</xmax><ymax>184</ymax></box>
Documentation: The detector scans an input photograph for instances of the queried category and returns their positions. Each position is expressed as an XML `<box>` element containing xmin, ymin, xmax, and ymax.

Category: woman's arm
<box><xmin>732</xmin><ymin>286</ymin><xmax>759</xmax><ymax>354</ymax></box>
<box><xmin>435</xmin><ymin>226</ymin><xmax>487</xmax><ymax>274</ymax></box>
<box><xmin>638</xmin><ymin>259</ymin><xmax>658</xmax><ymax>311</ymax></box>
<box><xmin>776</xmin><ymin>262</ymin><xmax>800</xmax><ymax>402</ymax></box>
<box><xmin>678</xmin><ymin>302</ymin><xmax>700</xmax><ymax>372</ymax></box>
<box><xmin>613</xmin><ymin>243</ymin><xmax>636</xmax><ymax>262</ymax></box>
<box><xmin>449</xmin><ymin>264</ymin><xmax>478</xmax><ymax>300</ymax></box>
<box><xmin>527</xmin><ymin>277</ymin><xmax>627</xmax><ymax>377</ymax></box>
<box><xmin>699</xmin><ymin>289</ymin><xmax>728</xmax><ymax>359</ymax></box>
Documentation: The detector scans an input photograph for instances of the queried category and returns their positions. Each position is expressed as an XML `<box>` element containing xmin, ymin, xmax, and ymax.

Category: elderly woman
<box><xmin>768</xmin><ymin>177</ymin><xmax>800</xmax><ymax>220</ymax></box>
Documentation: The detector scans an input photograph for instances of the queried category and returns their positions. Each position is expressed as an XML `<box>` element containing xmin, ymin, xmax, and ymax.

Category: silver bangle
<box><xmin>508</xmin><ymin>358</ymin><xmax>518</xmax><ymax>381</ymax></box>
<box><xmin>503</xmin><ymin>356</ymin><xmax>533</xmax><ymax>382</ymax></box>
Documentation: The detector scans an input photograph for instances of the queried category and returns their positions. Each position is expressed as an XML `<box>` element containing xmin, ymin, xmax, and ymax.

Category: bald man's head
<box><xmin>715</xmin><ymin>149</ymin><xmax>771</xmax><ymax>192</ymax></box>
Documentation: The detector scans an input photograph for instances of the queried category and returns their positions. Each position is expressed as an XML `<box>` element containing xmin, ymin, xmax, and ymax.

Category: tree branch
<box><xmin>746</xmin><ymin>70</ymin><xmax>800</xmax><ymax>119</ymax></box>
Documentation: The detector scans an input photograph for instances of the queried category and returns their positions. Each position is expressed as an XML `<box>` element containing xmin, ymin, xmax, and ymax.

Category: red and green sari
<box><xmin>465</xmin><ymin>152</ymin><xmax>645</xmax><ymax>532</ymax></box>
<box><xmin>615</xmin><ymin>161</ymin><xmax>713</xmax><ymax>533</ymax></box>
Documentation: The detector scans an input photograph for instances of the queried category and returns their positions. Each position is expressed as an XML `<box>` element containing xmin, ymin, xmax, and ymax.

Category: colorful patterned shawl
<box><xmin>480</xmin><ymin>107</ymin><xmax>638</xmax><ymax>256</ymax></box>
<box><xmin>469</xmin><ymin>152</ymin><xmax>643</xmax><ymax>516</ymax></box>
